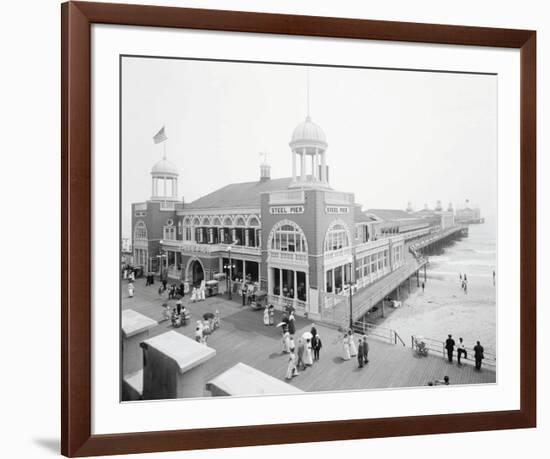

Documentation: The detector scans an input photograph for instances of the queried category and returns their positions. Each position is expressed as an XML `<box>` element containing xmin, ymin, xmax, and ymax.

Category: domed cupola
<box><xmin>290</xmin><ymin>116</ymin><xmax>328</xmax><ymax>149</ymax></box>
<box><xmin>151</xmin><ymin>158</ymin><xmax>178</xmax><ymax>177</ymax></box>
<box><xmin>150</xmin><ymin>126</ymin><xmax>179</xmax><ymax>202</ymax></box>
<box><xmin>289</xmin><ymin>115</ymin><xmax>329</xmax><ymax>188</ymax></box>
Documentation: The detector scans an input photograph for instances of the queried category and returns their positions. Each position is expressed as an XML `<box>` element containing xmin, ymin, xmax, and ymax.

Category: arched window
<box><xmin>192</xmin><ymin>217</ymin><xmax>200</xmax><ymax>226</ymax></box>
<box><xmin>134</xmin><ymin>221</ymin><xmax>147</xmax><ymax>240</ymax></box>
<box><xmin>183</xmin><ymin>217</ymin><xmax>192</xmax><ymax>226</ymax></box>
<box><xmin>212</xmin><ymin>217</ymin><xmax>221</xmax><ymax>226</ymax></box>
<box><xmin>269</xmin><ymin>221</ymin><xmax>307</xmax><ymax>253</ymax></box>
<box><xmin>248</xmin><ymin>216</ymin><xmax>260</xmax><ymax>227</ymax></box>
<box><xmin>324</xmin><ymin>222</ymin><xmax>350</xmax><ymax>252</ymax></box>
<box><xmin>235</xmin><ymin>216</ymin><xmax>246</xmax><ymax>227</ymax></box>
<box><xmin>201</xmin><ymin>217</ymin><xmax>211</xmax><ymax>226</ymax></box>
<box><xmin>223</xmin><ymin>216</ymin><xmax>233</xmax><ymax>226</ymax></box>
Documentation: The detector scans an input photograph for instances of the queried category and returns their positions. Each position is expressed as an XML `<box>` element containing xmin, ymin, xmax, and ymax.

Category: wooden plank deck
<box><xmin>122</xmin><ymin>279</ymin><xmax>495</xmax><ymax>398</ymax></box>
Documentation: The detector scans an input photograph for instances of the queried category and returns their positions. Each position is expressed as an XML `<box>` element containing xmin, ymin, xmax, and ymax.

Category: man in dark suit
<box><xmin>473</xmin><ymin>341</ymin><xmax>485</xmax><ymax>370</ymax></box>
<box><xmin>445</xmin><ymin>334</ymin><xmax>456</xmax><ymax>363</ymax></box>
<box><xmin>357</xmin><ymin>338</ymin><xmax>364</xmax><ymax>368</ymax></box>
<box><xmin>312</xmin><ymin>334</ymin><xmax>322</xmax><ymax>361</ymax></box>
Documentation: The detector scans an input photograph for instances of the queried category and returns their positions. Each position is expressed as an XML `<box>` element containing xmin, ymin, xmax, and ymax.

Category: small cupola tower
<box><xmin>435</xmin><ymin>200</ymin><xmax>443</xmax><ymax>211</ymax></box>
<box><xmin>259</xmin><ymin>152</ymin><xmax>271</xmax><ymax>181</ymax></box>
<box><xmin>406</xmin><ymin>201</ymin><xmax>414</xmax><ymax>213</ymax></box>
<box><xmin>150</xmin><ymin>126</ymin><xmax>179</xmax><ymax>202</ymax></box>
<box><xmin>289</xmin><ymin>70</ymin><xmax>329</xmax><ymax>189</ymax></box>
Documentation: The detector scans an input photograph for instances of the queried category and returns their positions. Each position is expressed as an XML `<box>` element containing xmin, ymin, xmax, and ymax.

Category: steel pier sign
<box><xmin>325</xmin><ymin>206</ymin><xmax>349</xmax><ymax>214</ymax></box>
<box><xmin>269</xmin><ymin>206</ymin><xmax>305</xmax><ymax>215</ymax></box>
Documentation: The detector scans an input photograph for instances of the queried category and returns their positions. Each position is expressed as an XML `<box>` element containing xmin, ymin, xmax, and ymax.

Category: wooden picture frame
<box><xmin>61</xmin><ymin>1</ymin><xmax>536</xmax><ymax>456</ymax></box>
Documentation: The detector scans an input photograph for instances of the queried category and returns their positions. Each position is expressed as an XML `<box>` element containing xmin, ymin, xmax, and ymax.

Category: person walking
<box><xmin>304</xmin><ymin>338</ymin><xmax>313</xmax><ymax>366</ymax></box>
<box><xmin>445</xmin><ymin>334</ymin><xmax>456</xmax><ymax>363</ymax></box>
<box><xmin>289</xmin><ymin>336</ymin><xmax>296</xmax><ymax>354</ymax></box>
<box><xmin>457</xmin><ymin>337</ymin><xmax>467</xmax><ymax>365</ymax></box>
<box><xmin>297</xmin><ymin>338</ymin><xmax>306</xmax><ymax>370</ymax></box>
<box><xmin>459</xmin><ymin>273</ymin><xmax>462</xmax><ymax>282</ymax></box>
<box><xmin>342</xmin><ymin>331</ymin><xmax>351</xmax><ymax>361</ymax></box>
<box><xmin>288</xmin><ymin>311</ymin><xmax>296</xmax><ymax>335</ymax></box>
<box><xmin>312</xmin><ymin>334</ymin><xmax>322</xmax><ymax>361</ymax></box>
<box><xmin>362</xmin><ymin>335</ymin><xmax>370</xmax><ymax>364</ymax></box>
<box><xmin>349</xmin><ymin>330</ymin><xmax>358</xmax><ymax>357</ymax></box>
<box><xmin>282</xmin><ymin>331</ymin><xmax>291</xmax><ymax>354</ymax></box>
<box><xmin>285</xmin><ymin>350</ymin><xmax>299</xmax><ymax>380</ymax></box>
<box><xmin>162</xmin><ymin>278</ymin><xmax>167</xmax><ymax>291</ymax></box>
<box><xmin>357</xmin><ymin>337</ymin><xmax>364</xmax><ymax>368</ymax></box>
<box><xmin>263</xmin><ymin>306</ymin><xmax>270</xmax><ymax>326</ymax></box>
<box><xmin>474</xmin><ymin>341</ymin><xmax>485</xmax><ymax>370</ymax></box>
<box><xmin>268</xmin><ymin>305</ymin><xmax>275</xmax><ymax>325</ymax></box>
<box><xmin>310</xmin><ymin>324</ymin><xmax>317</xmax><ymax>339</ymax></box>
<box><xmin>127</xmin><ymin>282</ymin><xmax>134</xmax><ymax>298</ymax></box>
<box><xmin>421</xmin><ymin>281</ymin><xmax>425</xmax><ymax>293</ymax></box>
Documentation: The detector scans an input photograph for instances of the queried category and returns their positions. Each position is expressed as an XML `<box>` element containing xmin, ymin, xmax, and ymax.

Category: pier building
<box><xmin>130</xmin><ymin>113</ymin><xmax>458</xmax><ymax>324</ymax></box>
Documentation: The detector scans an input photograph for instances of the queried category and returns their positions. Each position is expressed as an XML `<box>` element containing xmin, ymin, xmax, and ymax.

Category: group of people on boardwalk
<box><xmin>340</xmin><ymin>329</ymin><xmax>370</xmax><ymax>368</ymax></box>
<box><xmin>285</xmin><ymin>322</ymin><xmax>323</xmax><ymax>380</ymax></box>
<box><xmin>459</xmin><ymin>273</ymin><xmax>468</xmax><ymax>294</ymax></box>
<box><xmin>445</xmin><ymin>334</ymin><xmax>485</xmax><ymax>370</ymax></box>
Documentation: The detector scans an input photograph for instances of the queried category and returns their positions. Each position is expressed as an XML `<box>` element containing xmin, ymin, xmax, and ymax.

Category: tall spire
<box><xmin>306</xmin><ymin>68</ymin><xmax>310</xmax><ymax>120</ymax></box>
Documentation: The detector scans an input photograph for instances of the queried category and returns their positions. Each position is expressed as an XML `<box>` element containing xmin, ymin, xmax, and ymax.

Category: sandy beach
<box><xmin>381</xmin><ymin>224</ymin><xmax>497</xmax><ymax>355</ymax></box>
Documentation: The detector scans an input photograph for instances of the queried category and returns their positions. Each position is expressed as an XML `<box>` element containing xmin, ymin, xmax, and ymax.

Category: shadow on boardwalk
<box><xmin>123</xmin><ymin>278</ymin><xmax>495</xmax><ymax>398</ymax></box>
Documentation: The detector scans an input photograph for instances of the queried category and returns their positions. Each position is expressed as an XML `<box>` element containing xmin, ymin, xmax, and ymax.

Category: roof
<box><xmin>142</xmin><ymin>331</ymin><xmax>216</xmax><ymax>374</ymax></box>
<box><xmin>290</xmin><ymin>116</ymin><xmax>327</xmax><ymax>145</ymax></box>
<box><xmin>365</xmin><ymin>209</ymin><xmax>414</xmax><ymax>221</ymax></box>
<box><xmin>185</xmin><ymin>177</ymin><xmax>293</xmax><ymax>210</ymax></box>
<box><xmin>206</xmin><ymin>362</ymin><xmax>304</xmax><ymax>396</ymax></box>
<box><xmin>151</xmin><ymin>158</ymin><xmax>178</xmax><ymax>176</ymax></box>
<box><xmin>354</xmin><ymin>207</ymin><xmax>378</xmax><ymax>223</ymax></box>
<box><xmin>121</xmin><ymin>309</ymin><xmax>158</xmax><ymax>338</ymax></box>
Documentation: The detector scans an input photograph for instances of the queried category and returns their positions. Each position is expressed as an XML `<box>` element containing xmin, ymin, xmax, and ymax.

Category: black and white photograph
<box><xmin>120</xmin><ymin>56</ymin><xmax>497</xmax><ymax>402</ymax></box>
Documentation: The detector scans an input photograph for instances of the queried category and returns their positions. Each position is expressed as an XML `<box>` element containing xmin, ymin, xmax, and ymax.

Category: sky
<box><xmin>121</xmin><ymin>57</ymin><xmax>497</xmax><ymax>239</ymax></box>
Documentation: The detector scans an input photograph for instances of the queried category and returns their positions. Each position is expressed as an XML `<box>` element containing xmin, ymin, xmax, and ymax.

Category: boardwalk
<box><xmin>123</xmin><ymin>279</ymin><xmax>495</xmax><ymax>398</ymax></box>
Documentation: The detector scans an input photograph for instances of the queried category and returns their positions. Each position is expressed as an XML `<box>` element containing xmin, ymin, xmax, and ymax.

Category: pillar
<box><xmin>424</xmin><ymin>265</ymin><xmax>427</xmax><ymax>282</ymax></box>
<box><xmin>279</xmin><ymin>269</ymin><xmax>283</xmax><ymax>299</ymax></box>
<box><xmin>243</xmin><ymin>260</ymin><xmax>247</xmax><ymax>281</ymax></box>
<box><xmin>321</xmin><ymin>151</ymin><xmax>327</xmax><ymax>182</ymax></box>
<box><xmin>301</xmin><ymin>148</ymin><xmax>306</xmax><ymax>181</ymax></box>
<box><xmin>293</xmin><ymin>270</ymin><xmax>297</xmax><ymax>300</ymax></box>
<box><xmin>292</xmin><ymin>151</ymin><xmax>296</xmax><ymax>180</ymax></box>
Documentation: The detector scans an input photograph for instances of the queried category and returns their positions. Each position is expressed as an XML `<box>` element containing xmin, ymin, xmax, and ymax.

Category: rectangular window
<box><xmin>326</xmin><ymin>269</ymin><xmax>333</xmax><ymax>293</ymax></box>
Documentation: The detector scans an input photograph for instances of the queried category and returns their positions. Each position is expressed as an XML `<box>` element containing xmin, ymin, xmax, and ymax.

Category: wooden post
<box><xmin>416</xmin><ymin>270</ymin><xmax>420</xmax><ymax>287</ymax></box>
<box><xmin>424</xmin><ymin>265</ymin><xmax>427</xmax><ymax>282</ymax></box>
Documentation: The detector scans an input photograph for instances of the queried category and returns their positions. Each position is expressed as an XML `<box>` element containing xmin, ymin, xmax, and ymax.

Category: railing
<box><xmin>268</xmin><ymin>294</ymin><xmax>307</xmax><ymax>311</ymax></box>
<box><xmin>268</xmin><ymin>250</ymin><xmax>308</xmax><ymax>264</ymax></box>
<box><xmin>351</xmin><ymin>319</ymin><xmax>405</xmax><ymax>347</ymax></box>
<box><xmin>411</xmin><ymin>335</ymin><xmax>496</xmax><ymax>367</ymax></box>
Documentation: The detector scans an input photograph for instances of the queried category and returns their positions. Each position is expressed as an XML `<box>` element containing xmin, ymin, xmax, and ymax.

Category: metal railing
<box><xmin>411</xmin><ymin>335</ymin><xmax>496</xmax><ymax>367</ymax></box>
<box><xmin>351</xmin><ymin>319</ymin><xmax>406</xmax><ymax>347</ymax></box>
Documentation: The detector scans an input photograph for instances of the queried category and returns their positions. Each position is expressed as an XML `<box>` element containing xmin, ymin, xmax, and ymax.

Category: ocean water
<box><xmin>429</xmin><ymin>222</ymin><xmax>497</xmax><ymax>281</ymax></box>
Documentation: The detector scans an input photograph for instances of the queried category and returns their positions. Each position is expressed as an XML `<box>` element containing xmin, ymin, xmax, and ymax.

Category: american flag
<box><xmin>153</xmin><ymin>126</ymin><xmax>167</xmax><ymax>144</ymax></box>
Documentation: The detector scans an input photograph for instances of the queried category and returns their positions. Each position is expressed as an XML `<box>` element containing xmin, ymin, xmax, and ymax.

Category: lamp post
<box><xmin>223</xmin><ymin>240</ymin><xmax>239</xmax><ymax>300</ymax></box>
<box><xmin>348</xmin><ymin>260</ymin><xmax>356</xmax><ymax>329</ymax></box>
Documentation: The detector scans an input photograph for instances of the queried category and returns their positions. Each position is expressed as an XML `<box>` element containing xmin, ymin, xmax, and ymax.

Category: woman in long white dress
<box><xmin>285</xmin><ymin>351</ymin><xmax>298</xmax><ymax>379</ymax></box>
<box><xmin>349</xmin><ymin>331</ymin><xmax>358</xmax><ymax>357</ymax></box>
<box><xmin>282</xmin><ymin>331</ymin><xmax>291</xmax><ymax>353</ymax></box>
<box><xmin>342</xmin><ymin>333</ymin><xmax>351</xmax><ymax>361</ymax></box>
<box><xmin>127</xmin><ymin>282</ymin><xmax>134</xmax><ymax>298</ymax></box>
<box><xmin>263</xmin><ymin>307</ymin><xmax>270</xmax><ymax>326</ymax></box>
<box><xmin>304</xmin><ymin>339</ymin><xmax>313</xmax><ymax>366</ymax></box>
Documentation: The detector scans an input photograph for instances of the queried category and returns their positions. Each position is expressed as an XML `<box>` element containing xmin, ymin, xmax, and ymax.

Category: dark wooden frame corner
<box><xmin>61</xmin><ymin>1</ymin><xmax>536</xmax><ymax>456</ymax></box>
